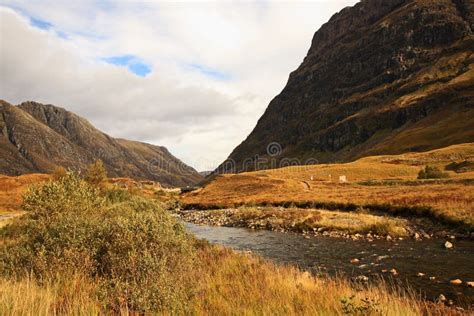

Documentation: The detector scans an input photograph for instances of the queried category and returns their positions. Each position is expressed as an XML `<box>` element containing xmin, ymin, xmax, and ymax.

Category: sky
<box><xmin>0</xmin><ymin>0</ymin><xmax>357</xmax><ymax>171</ymax></box>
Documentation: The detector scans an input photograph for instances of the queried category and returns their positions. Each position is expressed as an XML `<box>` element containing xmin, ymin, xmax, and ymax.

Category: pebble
<box><xmin>429</xmin><ymin>276</ymin><xmax>436</xmax><ymax>280</ymax></box>
<box><xmin>354</xmin><ymin>275</ymin><xmax>369</xmax><ymax>283</ymax></box>
<box><xmin>350</xmin><ymin>258</ymin><xmax>360</xmax><ymax>264</ymax></box>
<box><xmin>416</xmin><ymin>272</ymin><xmax>425</xmax><ymax>277</ymax></box>
<box><xmin>450</xmin><ymin>279</ymin><xmax>462</xmax><ymax>285</ymax></box>
<box><xmin>467</xmin><ymin>281</ymin><xmax>474</xmax><ymax>288</ymax></box>
<box><xmin>444</xmin><ymin>241</ymin><xmax>453</xmax><ymax>249</ymax></box>
<box><xmin>437</xmin><ymin>294</ymin><xmax>446</xmax><ymax>302</ymax></box>
<box><xmin>390</xmin><ymin>268</ymin><xmax>398</xmax><ymax>276</ymax></box>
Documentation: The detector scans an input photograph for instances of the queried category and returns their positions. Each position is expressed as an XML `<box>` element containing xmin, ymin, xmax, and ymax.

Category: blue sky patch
<box><xmin>30</xmin><ymin>17</ymin><xmax>53</xmax><ymax>30</ymax></box>
<box><xmin>103</xmin><ymin>55</ymin><xmax>151</xmax><ymax>77</ymax></box>
<box><xmin>185</xmin><ymin>63</ymin><xmax>231</xmax><ymax>81</ymax></box>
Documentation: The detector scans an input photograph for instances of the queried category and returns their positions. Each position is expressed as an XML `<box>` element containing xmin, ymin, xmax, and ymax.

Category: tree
<box><xmin>52</xmin><ymin>166</ymin><xmax>67</xmax><ymax>181</ymax></box>
<box><xmin>85</xmin><ymin>160</ymin><xmax>107</xmax><ymax>185</ymax></box>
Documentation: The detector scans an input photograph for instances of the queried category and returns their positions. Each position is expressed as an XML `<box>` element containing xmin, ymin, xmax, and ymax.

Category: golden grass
<box><xmin>184</xmin><ymin>144</ymin><xmax>474</xmax><ymax>228</ymax></box>
<box><xmin>0</xmin><ymin>174</ymin><xmax>49</xmax><ymax>214</ymax></box>
<box><xmin>191</xmin><ymin>246</ymin><xmax>425</xmax><ymax>315</ymax></box>
<box><xmin>0</xmin><ymin>275</ymin><xmax>103</xmax><ymax>316</ymax></box>
<box><xmin>2</xmin><ymin>246</ymin><xmax>453</xmax><ymax>315</ymax></box>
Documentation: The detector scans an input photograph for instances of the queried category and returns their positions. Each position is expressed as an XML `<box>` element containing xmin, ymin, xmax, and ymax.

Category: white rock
<box><xmin>437</xmin><ymin>294</ymin><xmax>446</xmax><ymax>302</ymax></box>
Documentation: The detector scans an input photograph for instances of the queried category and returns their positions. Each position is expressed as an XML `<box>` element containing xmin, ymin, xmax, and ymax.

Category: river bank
<box><xmin>176</xmin><ymin>207</ymin><xmax>472</xmax><ymax>241</ymax></box>
<box><xmin>185</xmin><ymin>222</ymin><xmax>474</xmax><ymax>310</ymax></box>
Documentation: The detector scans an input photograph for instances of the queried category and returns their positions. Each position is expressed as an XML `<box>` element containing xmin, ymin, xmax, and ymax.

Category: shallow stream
<box><xmin>185</xmin><ymin>222</ymin><xmax>474</xmax><ymax>307</ymax></box>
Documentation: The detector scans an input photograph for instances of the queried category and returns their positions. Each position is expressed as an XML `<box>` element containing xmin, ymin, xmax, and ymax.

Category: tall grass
<box><xmin>0</xmin><ymin>275</ymin><xmax>103</xmax><ymax>316</ymax></box>
<box><xmin>191</xmin><ymin>245</ymin><xmax>424</xmax><ymax>315</ymax></box>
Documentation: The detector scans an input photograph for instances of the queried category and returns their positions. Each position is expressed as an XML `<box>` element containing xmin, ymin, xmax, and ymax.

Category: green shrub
<box><xmin>105</xmin><ymin>188</ymin><xmax>131</xmax><ymax>204</ymax></box>
<box><xmin>22</xmin><ymin>171</ymin><xmax>105</xmax><ymax>218</ymax></box>
<box><xmin>1</xmin><ymin>173</ymin><xmax>196</xmax><ymax>313</ymax></box>
<box><xmin>417</xmin><ymin>165</ymin><xmax>449</xmax><ymax>180</ymax></box>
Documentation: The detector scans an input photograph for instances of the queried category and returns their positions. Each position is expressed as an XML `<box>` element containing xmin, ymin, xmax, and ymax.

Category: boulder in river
<box><xmin>416</xmin><ymin>272</ymin><xmax>425</xmax><ymax>277</ymax></box>
<box><xmin>466</xmin><ymin>281</ymin><xmax>474</xmax><ymax>288</ymax></box>
<box><xmin>350</xmin><ymin>258</ymin><xmax>360</xmax><ymax>264</ymax></box>
<box><xmin>450</xmin><ymin>279</ymin><xmax>462</xmax><ymax>285</ymax></box>
<box><xmin>444</xmin><ymin>241</ymin><xmax>453</xmax><ymax>249</ymax></box>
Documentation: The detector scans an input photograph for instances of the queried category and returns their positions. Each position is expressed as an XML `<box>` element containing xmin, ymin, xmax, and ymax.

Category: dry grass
<box><xmin>2</xmin><ymin>246</ymin><xmax>454</xmax><ymax>316</ymax></box>
<box><xmin>0</xmin><ymin>275</ymin><xmax>103</xmax><ymax>316</ymax></box>
<box><xmin>184</xmin><ymin>144</ymin><xmax>474</xmax><ymax>229</ymax></box>
<box><xmin>0</xmin><ymin>174</ymin><xmax>49</xmax><ymax>214</ymax></box>
<box><xmin>190</xmin><ymin>246</ymin><xmax>427</xmax><ymax>316</ymax></box>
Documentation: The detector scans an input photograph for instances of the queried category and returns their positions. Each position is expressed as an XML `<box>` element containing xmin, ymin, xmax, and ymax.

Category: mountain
<box><xmin>219</xmin><ymin>0</ymin><xmax>474</xmax><ymax>173</ymax></box>
<box><xmin>0</xmin><ymin>100</ymin><xmax>203</xmax><ymax>187</ymax></box>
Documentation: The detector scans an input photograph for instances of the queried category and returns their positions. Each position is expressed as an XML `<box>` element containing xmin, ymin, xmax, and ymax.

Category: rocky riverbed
<box><xmin>176</xmin><ymin>207</ymin><xmax>473</xmax><ymax>241</ymax></box>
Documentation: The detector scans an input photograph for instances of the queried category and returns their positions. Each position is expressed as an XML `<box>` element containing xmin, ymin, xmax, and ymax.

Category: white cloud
<box><xmin>0</xmin><ymin>1</ymin><xmax>357</xmax><ymax>171</ymax></box>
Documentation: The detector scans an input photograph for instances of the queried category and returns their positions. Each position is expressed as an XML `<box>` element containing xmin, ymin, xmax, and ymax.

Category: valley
<box><xmin>1</xmin><ymin>0</ymin><xmax>473</xmax><ymax>314</ymax></box>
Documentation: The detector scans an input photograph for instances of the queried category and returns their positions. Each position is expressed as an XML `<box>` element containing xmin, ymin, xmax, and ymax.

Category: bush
<box><xmin>22</xmin><ymin>171</ymin><xmax>105</xmax><ymax>218</ymax></box>
<box><xmin>445</xmin><ymin>161</ymin><xmax>474</xmax><ymax>173</ymax></box>
<box><xmin>417</xmin><ymin>165</ymin><xmax>449</xmax><ymax>179</ymax></box>
<box><xmin>1</xmin><ymin>172</ymin><xmax>196</xmax><ymax>313</ymax></box>
<box><xmin>104</xmin><ymin>188</ymin><xmax>131</xmax><ymax>204</ymax></box>
<box><xmin>51</xmin><ymin>166</ymin><xmax>67</xmax><ymax>181</ymax></box>
<box><xmin>85</xmin><ymin>160</ymin><xmax>107</xmax><ymax>186</ymax></box>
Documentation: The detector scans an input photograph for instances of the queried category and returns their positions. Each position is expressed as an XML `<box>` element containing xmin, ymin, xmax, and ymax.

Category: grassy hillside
<box><xmin>184</xmin><ymin>143</ymin><xmax>474</xmax><ymax>228</ymax></box>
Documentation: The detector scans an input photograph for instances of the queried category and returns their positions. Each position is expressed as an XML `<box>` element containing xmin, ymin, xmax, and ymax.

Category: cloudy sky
<box><xmin>0</xmin><ymin>0</ymin><xmax>357</xmax><ymax>171</ymax></box>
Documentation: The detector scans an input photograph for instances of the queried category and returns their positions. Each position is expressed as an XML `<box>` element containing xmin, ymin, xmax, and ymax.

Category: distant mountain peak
<box><xmin>0</xmin><ymin>100</ymin><xmax>202</xmax><ymax>187</ymax></box>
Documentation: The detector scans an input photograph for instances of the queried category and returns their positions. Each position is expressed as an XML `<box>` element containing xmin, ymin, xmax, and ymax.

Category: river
<box><xmin>185</xmin><ymin>222</ymin><xmax>474</xmax><ymax>307</ymax></box>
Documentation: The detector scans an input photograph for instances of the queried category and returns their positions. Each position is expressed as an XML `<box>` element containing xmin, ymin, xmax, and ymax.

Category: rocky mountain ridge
<box><xmin>220</xmin><ymin>0</ymin><xmax>474</xmax><ymax>173</ymax></box>
<box><xmin>0</xmin><ymin>100</ymin><xmax>202</xmax><ymax>187</ymax></box>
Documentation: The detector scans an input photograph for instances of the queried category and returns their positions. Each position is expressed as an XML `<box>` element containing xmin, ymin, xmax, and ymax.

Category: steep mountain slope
<box><xmin>220</xmin><ymin>0</ymin><xmax>474</xmax><ymax>173</ymax></box>
<box><xmin>0</xmin><ymin>100</ymin><xmax>202</xmax><ymax>186</ymax></box>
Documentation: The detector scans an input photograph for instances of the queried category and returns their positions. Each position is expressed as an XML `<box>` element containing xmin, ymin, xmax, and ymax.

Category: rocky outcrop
<box><xmin>220</xmin><ymin>0</ymin><xmax>474</xmax><ymax>173</ymax></box>
<box><xmin>0</xmin><ymin>100</ymin><xmax>202</xmax><ymax>187</ymax></box>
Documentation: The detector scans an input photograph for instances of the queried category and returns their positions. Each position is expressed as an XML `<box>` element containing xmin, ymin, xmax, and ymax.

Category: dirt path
<box><xmin>300</xmin><ymin>181</ymin><xmax>311</xmax><ymax>190</ymax></box>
